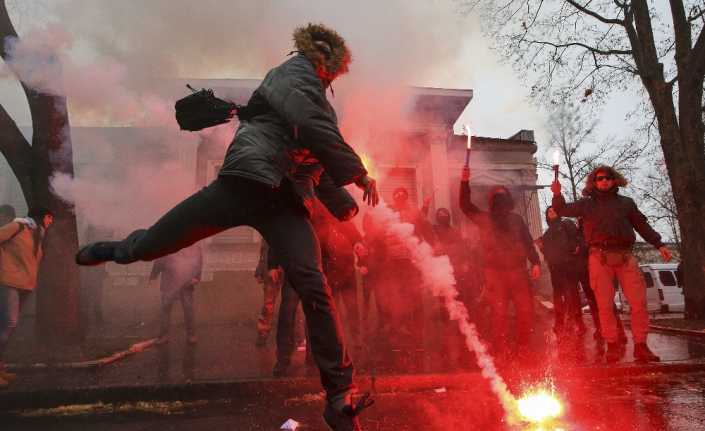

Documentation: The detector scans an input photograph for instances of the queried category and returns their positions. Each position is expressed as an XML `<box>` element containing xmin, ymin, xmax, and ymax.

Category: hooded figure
<box><xmin>539</xmin><ymin>206</ymin><xmax>583</xmax><ymax>336</ymax></box>
<box><xmin>459</xmin><ymin>169</ymin><xmax>541</xmax><ymax>360</ymax></box>
<box><xmin>552</xmin><ymin>165</ymin><xmax>670</xmax><ymax>364</ymax></box>
<box><xmin>76</xmin><ymin>23</ymin><xmax>377</xmax><ymax>430</ymax></box>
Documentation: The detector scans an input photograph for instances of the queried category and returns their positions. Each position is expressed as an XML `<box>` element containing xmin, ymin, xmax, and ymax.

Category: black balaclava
<box><xmin>545</xmin><ymin>206</ymin><xmax>560</xmax><ymax>225</ymax></box>
<box><xmin>490</xmin><ymin>187</ymin><xmax>514</xmax><ymax>215</ymax></box>
<box><xmin>436</xmin><ymin>208</ymin><xmax>451</xmax><ymax>227</ymax></box>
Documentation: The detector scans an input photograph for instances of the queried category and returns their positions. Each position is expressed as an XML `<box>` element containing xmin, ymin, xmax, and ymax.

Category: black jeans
<box><xmin>111</xmin><ymin>176</ymin><xmax>353</xmax><ymax>402</ymax></box>
<box><xmin>549</xmin><ymin>267</ymin><xmax>582</xmax><ymax>331</ymax></box>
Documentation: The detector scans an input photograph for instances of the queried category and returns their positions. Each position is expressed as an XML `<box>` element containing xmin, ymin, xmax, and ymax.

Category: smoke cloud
<box><xmin>364</xmin><ymin>199</ymin><xmax>520</xmax><ymax>423</ymax></box>
<box><xmin>1</xmin><ymin>0</ymin><xmax>477</xmax><ymax>235</ymax></box>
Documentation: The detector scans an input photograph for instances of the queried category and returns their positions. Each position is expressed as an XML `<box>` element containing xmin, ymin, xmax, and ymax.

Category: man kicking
<box><xmin>76</xmin><ymin>23</ymin><xmax>377</xmax><ymax>431</ymax></box>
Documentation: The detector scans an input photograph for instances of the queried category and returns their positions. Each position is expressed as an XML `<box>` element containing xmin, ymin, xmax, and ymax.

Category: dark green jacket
<box><xmin>220</xmin><ymin>54</ymin><xmax>366</xmax><ymax>210</ymax></box>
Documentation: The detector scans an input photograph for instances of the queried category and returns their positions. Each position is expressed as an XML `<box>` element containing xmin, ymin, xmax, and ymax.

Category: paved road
<box><xmin>4</xmin><ymin>371</ymin><xmax>705</xmax><ymax>430</ymax></box>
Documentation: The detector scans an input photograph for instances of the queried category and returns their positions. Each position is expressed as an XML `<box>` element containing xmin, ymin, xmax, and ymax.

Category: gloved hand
<box><xmin>355</xmin><ymin>175</ymin><xmax>379</xmax><ymax>207</ymax></box>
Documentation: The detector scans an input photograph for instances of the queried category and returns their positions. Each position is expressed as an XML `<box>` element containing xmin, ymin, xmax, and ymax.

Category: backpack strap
<box><xmin>1</xmin><ymin>223</ymin><xmax>24</xmax><ymax>245</ymax></box>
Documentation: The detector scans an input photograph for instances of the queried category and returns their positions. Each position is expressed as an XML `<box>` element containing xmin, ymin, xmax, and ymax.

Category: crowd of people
<box><xmin>0</xmin><ymin>21</ymin><xmax>673</xmax><ymax>430</ymax></box>
<box><xmin>253</xmin><ymin>162</ymin><xmax>672</xmax><ymax>376</ymax></box>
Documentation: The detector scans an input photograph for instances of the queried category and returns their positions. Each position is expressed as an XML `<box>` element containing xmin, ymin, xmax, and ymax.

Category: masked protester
<box><xmin>432</xmin><ymin>208</ymin><xmax>475</xmax><ymax>369</ymax></box>
<box><xmin>552</xmin><ymin>165</ymin><xmax>671</xmax><ymax>363</ymax></box>
<box><xmin>376</xmin><ymin>187</ymin><xmax>434</xmax><ymax>367</ymax></box>
<box><xmin>0</xmin><ymin>207</ymin><xmax>54</xmax><ymax>388</ymax></box>
<box><xmin>254</xmin><ymin>241</ymin><xmax>285</xmax><ymax>346</ymax></box>
<box><xmin>459</xmin><ymin>167</ymin><xmax>541</xmax><ymax>361</ymax></box>
<box><xmin>538</xmin><ymin>207</ymin><xmax>583</xmax><ymax>336</ymax></box>
<box><xmin>76</xmin><ymin>23</ymin><xmax>378</xmax><ymax>429</ymax></box>
<box><xmin>149</xmin><ymin>243</ymin><xmax>203</xmax><ymax>345</ymax></box>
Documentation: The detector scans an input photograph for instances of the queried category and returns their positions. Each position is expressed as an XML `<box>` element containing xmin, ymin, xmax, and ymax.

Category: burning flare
<box><xmin>517</xmin><ymin>389</ymin><xmax>563</xmax><ymax>423</ymax></box>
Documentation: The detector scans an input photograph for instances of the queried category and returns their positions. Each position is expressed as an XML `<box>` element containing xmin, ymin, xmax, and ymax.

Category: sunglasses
<box><xmin>595</xmin><ymin>175</ymin><xmax>614</xmax><ymax>182</ymax></box>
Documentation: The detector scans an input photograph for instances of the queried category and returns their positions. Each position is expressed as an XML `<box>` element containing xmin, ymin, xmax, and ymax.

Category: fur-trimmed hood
<box><xmin>582</xmin><ymin>165</ymin><xmax>628</xmax><ymax>197</ymax></box>
<box><xmin>293</xmin><ymin>23</ymin><xmax>351</xmax><ymax>82</ymax></box>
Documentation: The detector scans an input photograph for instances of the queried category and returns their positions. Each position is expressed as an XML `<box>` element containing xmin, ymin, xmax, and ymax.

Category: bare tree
<box><xmin>469</xmin><ymin>0</ymin><xmax>705</xmax><ymax>319</ymax></box>
<box><xmin>539</xmin><ymin>101</ymin><xmax>644</xmax><ymax>201</ymax></box>
<box><xmin>633</xmin><ymin>160</ymin><xmax>682</xmax><ymax>250</ymax></box>
<box><xmin>0</xmin><ymin>0</ymin><xmax>81</xmax><ymax>341</ymax></box>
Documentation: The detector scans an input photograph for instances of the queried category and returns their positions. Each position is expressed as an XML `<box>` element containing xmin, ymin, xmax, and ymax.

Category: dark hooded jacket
<box><xmin>540</xmin><ymin>209</ymin><xmax>582</xmax><ymax>269</ymax></box>
<box><xmin>219</xmin><ymin>25</ymin><xmax>365</xmax><ymax>215</ymax></box>
<box><xmin>459</xmin><ymin>182</ymin><xmax>540</xmax><ymax>270</ymax></box>
<box><xmin>552</xmin><ymin>166</ymin><xmax>663</xmax><ymax>250</ymax></box>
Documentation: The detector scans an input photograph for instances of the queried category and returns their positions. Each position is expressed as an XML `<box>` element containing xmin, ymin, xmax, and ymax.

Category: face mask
<box><xmin>437</xmin><ymin>215</ymin><xmax>451</xmax><ymax>226</ymax></box>
<box><xmin>491</xmin><ymin>193</ymin><xmax>513</xmax><ymax>213</ymax></box>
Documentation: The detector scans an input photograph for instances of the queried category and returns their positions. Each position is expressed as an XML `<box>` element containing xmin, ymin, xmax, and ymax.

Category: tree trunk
<box><xmin>0</xmin><ymin>1</ymin><xmax>82</xmax><ymax>341</ymax></box>
<box><xmin>650</xmin><ymin>82</ymin><xmax>705</xmax><ymax>319</ymax></box>
<box><xmin>29</xmin><ymin>92</ymin><xmax>82</xmax><ymax>341</ymax></box>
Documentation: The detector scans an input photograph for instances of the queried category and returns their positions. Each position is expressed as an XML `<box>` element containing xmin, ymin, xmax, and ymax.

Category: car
<box><xmin>640</xmin><ymin>263</ymin><xmax>684</xmax><ymax>313</ymax></box>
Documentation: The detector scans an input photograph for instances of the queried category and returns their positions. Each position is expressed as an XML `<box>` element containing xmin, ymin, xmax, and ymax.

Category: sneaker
<box><xmin>75</xmin><ymin>242</ymin><xmax>117</xmax><ymax>266</ymax></box>
<box><xmin>605</xmin><ymin>342</ymin><xmax>623</xmax><ymax>363</ymax></box>
<box><xmin>323</xmin><ymin>393</ymin><xmax>374</xmax><ymax>431</ymax></box>
<box><xmin>634</xmin><ymin>343</ymin><xmax>660</xmax><ymax>363</ymax></box>
<box><xmin>0</xmin><ymin>370</ymin><xmax>17</xmax><ymax>382</ymax></box>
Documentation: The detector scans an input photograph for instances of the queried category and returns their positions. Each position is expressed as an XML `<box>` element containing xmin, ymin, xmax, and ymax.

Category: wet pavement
<box><xmin>4</xmin><ymin>370</ymin><xmax>705</xmax><ymax>430</ymax></box>
<box><xmin>4</xmin><ymin>305</ymin><xmax>705</xmax><ymax>429</ymax></box>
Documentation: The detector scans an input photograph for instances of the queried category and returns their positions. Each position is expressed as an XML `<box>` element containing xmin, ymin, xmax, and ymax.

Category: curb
<box><xmin>2</xmin><ymin>361</ymin><xmax>705</xmax><ymax>413</ymax></box>
<box><xmin>650</xmin><ymin>324</ymin><xmax>705</xmax><ymax>338</ymax></box>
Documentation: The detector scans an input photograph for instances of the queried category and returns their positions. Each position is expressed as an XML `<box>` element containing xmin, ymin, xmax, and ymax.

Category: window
<box><xmin>642</xmin><ymin>272</ymin><xmax>654</xmax><ymax>288</ymax></box>
<box><xmin>658</xmin><ymin>271</ymin><xmax>677</xmax><ymax>287</ymax></box>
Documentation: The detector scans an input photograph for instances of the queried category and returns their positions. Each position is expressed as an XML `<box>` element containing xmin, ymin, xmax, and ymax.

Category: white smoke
<box><xmin>366</xmin><ymin>200</ymin><xmax>520</xmax><ymax>423</ymax></box>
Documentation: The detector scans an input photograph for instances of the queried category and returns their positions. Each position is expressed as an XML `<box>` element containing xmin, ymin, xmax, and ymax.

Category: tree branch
<box><xmin>565</xmin><ymin>0</ymin><xmax>625</xmax><ymax>25</ymax></box>
<box><xmin>523</xmin><ymin>38</ymin><xmax>632</xmax><ymax>56</ymax></box>
<box><xmin>0</xmin><ymin>103</ymin><xmax>34</xmax><ymax>204</ymax></box>
<box><xmin>669</xmin><ymin>0</ymin><xmax>693</xmax><ymax>70</ymax></box>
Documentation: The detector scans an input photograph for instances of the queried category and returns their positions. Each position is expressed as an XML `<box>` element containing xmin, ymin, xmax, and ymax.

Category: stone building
<box><xmin>0</xmin><ymin>80</ymin><xmax>544</xmax><ymax>331</ymax></box>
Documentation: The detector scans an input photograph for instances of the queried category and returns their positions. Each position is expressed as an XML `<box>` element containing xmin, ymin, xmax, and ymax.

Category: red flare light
<box><xmin>517</xmin><ymin>389</ymin><xmax>563</xmax><ymax>423</ymax></box>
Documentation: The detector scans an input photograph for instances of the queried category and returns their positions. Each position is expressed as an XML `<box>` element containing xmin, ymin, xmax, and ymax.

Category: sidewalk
<box><xmin>4</xmin><ymin>313</ymin><xmax>705</xmax><ymax>413</ymax></box>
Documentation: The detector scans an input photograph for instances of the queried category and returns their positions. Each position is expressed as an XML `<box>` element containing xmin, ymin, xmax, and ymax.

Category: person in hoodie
<box><xmin>537</xmin><ymin>207</ymin><xmax>583</xmax><ymax>336</ymax></box>
<box><xmin>148</xmin><ymin>242</ymin><xmax>203</xmax><ymax>345</ymax></box>
<box><xmin>552</xmin><ymin>165</ymin><xmax>671</xmax><ymax>363</ymax></box>
<box><xmin>459</xmin><ymin>167</ymin><xmax>541</xmax><ymax>360</ymax></box>
<box><xmin>0</xmin><ymin>207</ymin><xmax>54</xmax><ymax>388</ymax></box>
<box><xmin>75</xmin><ymin>23</ymin><xmax>378</xmax><ymax>429</ymax></box>
<box><xmin>379</xmin><ymin>187</ymin><xmax>434</xmax><ymax>356</ymax></box>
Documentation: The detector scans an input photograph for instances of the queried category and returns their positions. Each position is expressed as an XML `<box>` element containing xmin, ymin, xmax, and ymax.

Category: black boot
<box><xmin>634</xmin><ymin>343</ymin><xmax>661</xmax><ymax>363</ymax></box>
<box><xmin>605</xmin><ymin>342</ymin><xmax>623</xmax><ymax>363</ymax></box>
<box><xmin>75</xmin><ymin>242</ymin><xmax>118</xmax><ymax>266</ymax></box>
<box><xmin>323</xmin><ymin>393</ymin><xmax>373</xmax><ymax>431</ymax></box>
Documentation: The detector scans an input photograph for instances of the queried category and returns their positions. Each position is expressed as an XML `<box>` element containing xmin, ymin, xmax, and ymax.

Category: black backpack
<box><xmin>174</xmin><ymin>85</ymin><xmax>239</xmax><ymax>131</ymax></box>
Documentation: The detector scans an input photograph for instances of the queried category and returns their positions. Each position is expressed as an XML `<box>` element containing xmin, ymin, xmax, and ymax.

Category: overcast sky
<box><xmin>0</xmin><ymin>1</ymin><xmax>648</xmax><ymax>186</ymax></box>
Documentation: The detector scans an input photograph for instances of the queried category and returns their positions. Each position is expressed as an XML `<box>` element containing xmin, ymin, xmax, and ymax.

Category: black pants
<box><xmin>549</xmin><ymin>267</ymin><xmax>582</xmax><ymax>331</ymax></box>
<box><xmin>277</xmin><ymin>279</ymin><xmax>303</xmax><ymax>365</ymax></box>
<box><xmin>111</xmin><ymin>176</ymin><xmax>353</xmax><ymax>402</ymax></box>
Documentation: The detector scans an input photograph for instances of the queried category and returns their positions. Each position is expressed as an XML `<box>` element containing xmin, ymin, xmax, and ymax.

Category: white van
<box><xmin>614</xmin><ymin>272</ymin><xmax>662</xmax><ymax>314</ymax></box>
<box><xmin>640</xmin><ymin>263</ymin><xmax>684</xmax><ymax>313</ymax></box>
